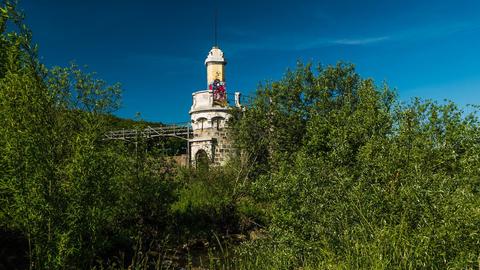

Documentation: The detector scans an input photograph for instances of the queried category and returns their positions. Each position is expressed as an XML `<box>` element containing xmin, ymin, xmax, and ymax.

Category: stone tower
<box><xmin>189</xmin><ymin>46</ymin><xmax>237</xmax><ymax>167</ymax></box>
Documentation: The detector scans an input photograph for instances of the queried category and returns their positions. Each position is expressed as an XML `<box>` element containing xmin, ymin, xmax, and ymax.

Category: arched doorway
<box><xmin>195</xmin><ymin>149</ymin><xmax>209</xmax><ymax>170</ymax></box>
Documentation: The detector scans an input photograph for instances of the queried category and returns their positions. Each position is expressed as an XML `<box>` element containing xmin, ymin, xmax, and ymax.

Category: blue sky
<box><xmin>21</xmin><ymin>0</ymin><xmax>480</xmax><ymax>123</ymax></box>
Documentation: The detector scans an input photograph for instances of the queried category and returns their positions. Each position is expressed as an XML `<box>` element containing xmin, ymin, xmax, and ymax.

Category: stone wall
<box><xmin>190</xmin><ymin>127</ymin><xmax>233</xmax><ymax>166</ymax></box>
<box><xmin>212</xmin><ymin>128</ymin><xmax>233</xmax><ymax>166</ymax></box>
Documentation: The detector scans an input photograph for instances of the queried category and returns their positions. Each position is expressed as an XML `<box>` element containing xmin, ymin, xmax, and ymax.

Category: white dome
<box><xmin>205</xmin><ymin>46</ymin><xmax>227</xmax><ymax>65</ymax></box>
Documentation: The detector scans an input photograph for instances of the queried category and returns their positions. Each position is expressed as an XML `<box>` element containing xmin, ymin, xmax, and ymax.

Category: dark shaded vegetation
<box><xmin>1</xmin><ymin>1</ymin><xmax>479</xmax><ymax>269</ymax></box>
<box><xmin>103</xmin><ymin>114</ymin><xmax>165</xmax><ymax>130</ymax></box>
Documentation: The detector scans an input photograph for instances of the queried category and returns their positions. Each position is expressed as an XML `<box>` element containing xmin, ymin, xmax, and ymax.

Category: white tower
<box><xmin>189</xmin><ymin>46</ymin><xmax>233</xmax><ymax>167</ymax></box>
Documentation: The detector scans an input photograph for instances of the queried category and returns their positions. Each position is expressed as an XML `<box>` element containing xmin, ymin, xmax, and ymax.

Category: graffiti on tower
<box><xmin>210</xmin><ymin>79</ymin><xmax>227</xmax><ymax>106</ymax></box>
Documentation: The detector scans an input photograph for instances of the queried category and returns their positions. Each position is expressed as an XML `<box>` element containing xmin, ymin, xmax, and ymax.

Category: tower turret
<box><xmin>188</xmin><ymin>46</ymin><xmax>232</xmax><ymax>167</ymax></box>
<box><xmin>205</xmin><ymin>46</ymin><xmax>227</xmax><ymax>87</ymax></box>
<box><xmin>205</xmin><ymin>47</ymin><xmax>227</xmax><ymax>106</ymax></box>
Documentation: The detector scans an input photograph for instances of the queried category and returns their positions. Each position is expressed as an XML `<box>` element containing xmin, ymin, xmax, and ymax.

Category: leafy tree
<box><xmin>233</xmin><ymin>62</ymin><xmax>480</xmax><ymax>269</ymax></box>
<box><xmin>0</xmin><ymin>2</ymin><xmax>129</xmax><ymax>268</ymax></box>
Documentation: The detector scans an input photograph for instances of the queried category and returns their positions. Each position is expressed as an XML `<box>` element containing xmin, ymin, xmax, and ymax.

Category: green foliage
<box><xmin>0</xmin><ymin>3</ymin><xmax>173</xmax><ymax>268</ymax></box>
<box><xmin>171</xmin><ymin>163</ymin><xmax>246</xmax><ymax>240</ymax></box>
<box><xmin>0</xmin><ymin>4</ymin><xmax>188</xmax><ymax>268</ymax></box>
<box><xmin>232</xmin><ymin>62</ymin><xmax>480</xmax><ymax>269</ymax></box>
<box><xmin>102</xmin><ymin>114</ymin><xmax>164</xmax><ymax>130</ymax></box>
<box><xmin>0</xmin><ymin>52</ymin><xmax>120</xmax><ymax>270</ymax></box>
<box><xmin>1</xmin><ymin>1</ymin><xmax>479</xmax><ymax>269</ymax></box>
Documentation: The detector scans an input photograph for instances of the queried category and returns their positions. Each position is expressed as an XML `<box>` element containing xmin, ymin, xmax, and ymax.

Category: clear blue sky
<box><xmin>21</xmin><ymin>0</ymin><xmax>480</xmax><ymax>123</ymax></box>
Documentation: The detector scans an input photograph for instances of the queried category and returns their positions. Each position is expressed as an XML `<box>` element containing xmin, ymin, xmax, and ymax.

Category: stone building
<box><xmin>188</xmin><ymin>46</ymin><xmax>241</xmax><ymax>167</ymax></box>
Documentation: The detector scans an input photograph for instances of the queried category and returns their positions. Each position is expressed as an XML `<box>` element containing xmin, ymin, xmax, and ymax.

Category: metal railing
<box><xmin>105</xmin><ymin>123</ymin><xmax>192</xmax><ymax>141</ymax></box>
<box><xmin>104</xmin><ymin>92</ymin><xmax>254</xmax><ymax>142</ymax></box>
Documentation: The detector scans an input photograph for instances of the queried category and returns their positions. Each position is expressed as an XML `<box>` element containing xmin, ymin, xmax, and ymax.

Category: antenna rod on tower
<box><xmin>214</xmin><ymin>5</ymin><xmax>218</xmax><ymax>47</ymax></box>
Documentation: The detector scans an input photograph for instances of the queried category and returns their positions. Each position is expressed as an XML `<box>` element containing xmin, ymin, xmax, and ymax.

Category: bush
<box><xmin>233</xmin><ymin>62</ymin><xmax>480</xmax><ymax>269</ymax></box>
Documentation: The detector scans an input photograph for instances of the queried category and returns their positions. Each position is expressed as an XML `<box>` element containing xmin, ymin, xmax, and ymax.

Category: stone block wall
<box><xmin>190</xmin><ymin>128</ymin><xmax>233</xmax><ymax>166</ymax></box>
<box><xmin>212</xmin><ymin>129</ymin><xmax>233</xmax><ymax>166</ymax></box>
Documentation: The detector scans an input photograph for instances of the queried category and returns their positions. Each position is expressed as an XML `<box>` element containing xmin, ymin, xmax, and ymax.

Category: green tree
<box><xmin>0</xmin><ymin>2</ymin><xmax>127</xmax><ymax>268</ymax></box>
<box><xmin>233</xmin><ymin>62</ymin><xmax>480</xmax><ymax>269</ymax></box>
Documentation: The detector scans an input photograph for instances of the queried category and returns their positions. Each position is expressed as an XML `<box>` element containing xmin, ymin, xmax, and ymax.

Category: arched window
<box><xmin>195</xmin><ymin>149</ymin><xmax>209</xmax><ymax>170</ymax></box>
<box><xmin>211</xmin><ymin>116</ymin><xmax>225</xmax><ymax>130</ymax></box>
<box><xmin>197</xmin><ymin>117</ymin><xmax>207</xmax><ymax>131</ymax></box>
